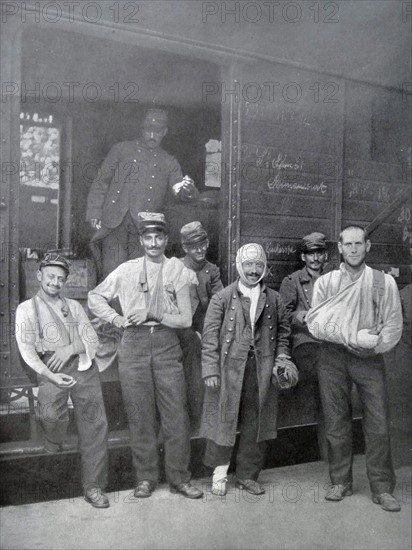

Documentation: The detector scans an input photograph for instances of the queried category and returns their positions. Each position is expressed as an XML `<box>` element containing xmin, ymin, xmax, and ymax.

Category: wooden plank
<box><xmin>243</xmin><ymin>120</ymin><xmax>338</xmax><ymax>155</ymax></box>
<box><xmin>345</xmin><ymin>160</ymin><xmax>403</xmax><ymax>183</ymax></box>
<box><xmin>241</xmin><ymin>192</ymin><xmax>331</xmax><ymax>218</ymax></box>
<box><xmin>343</xmin><ymin>179</ymin><xmax>405</xmax><ymax>203</ymax></box>
<box><xmin>342</xmin><ymin>200</ymin><xmax>409</xmax><ymax>222</ymax></box>
<box><xmin>242</xmin><ymin>214</ymin><xmax>330</xmax><ymax>239</ymax></box>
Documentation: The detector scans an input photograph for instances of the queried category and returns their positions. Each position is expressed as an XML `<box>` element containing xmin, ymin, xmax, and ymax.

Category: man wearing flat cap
<box><xmin>279</xmin><ymin>232</ymin><xmax>331</xmax><ymax>459</ymax></box>
<box><xmin>86</xmin><ymin>108</ymin><xmax>199</xmax><ymax>278</ymax></box>
<box><xmin>179</xmin><ymin>221</ymin><xmax>223</xmax><ymax>428</ymax></box>
<box><xmin>88</xmin><ymin>213</ymin><xmax>203</xmax><ymax>499</ymax></box>
<box><xmin>15</xmin><ymin>252</ymin><xmax>110</xmax><ymax>508</ymax></box>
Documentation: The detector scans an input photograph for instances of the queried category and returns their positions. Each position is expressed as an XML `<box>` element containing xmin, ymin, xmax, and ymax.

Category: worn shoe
<box><xmin>212</xmin><ymin>477</ymin><xmax>228</xmax><ymax>496</ymax></box>
<box><xmin>325</xmin><ymin>483</ymin><xmax>353</xmax><ymax>501</ymax></box>
<box><xmin>170</xmin><ymin>482</ymin><xmax>203</xmax><ymax>499</ymax></box>
<box><xmin>235</xmin><ymin>478</ymin><xmax>265</xmax><ymax>495</ymax></box>
<box><xmin>84</xmin><ymin>487</ymin><xmax>110</xmax><ymax>509</ymax></box>
<box><xmin>372</xmin><ymin>493</ymin><xmax>401</xmax><ymax>512</ymax></box>
<box><xmin>134</xmin><ymin>480</ymin><xmax>156</xmax><ymax>498</ymax></box>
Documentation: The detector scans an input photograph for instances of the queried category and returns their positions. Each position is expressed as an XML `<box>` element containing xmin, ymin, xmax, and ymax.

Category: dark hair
<box><xmin>339</xmin><ymin>225</ymin><xmax>368</xmax><ymax>243</ymax></box>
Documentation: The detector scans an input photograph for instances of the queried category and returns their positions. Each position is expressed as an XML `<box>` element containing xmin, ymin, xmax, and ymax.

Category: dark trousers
<box><xmin>179</xmin><ymin>328</ymin><xmax>204</xmax><ymax>430</ymax></box>
<box><xmin>90</xmin><ymin>213</ymin><xmax>142</xmax><ymax>279</ymax></box>
<box><xmin>204</xmin><ymin>355</ymin><xmax>267</xmax><ymax>480</ymax></box>
<box><xmin>37</xmin><ymin>361</ymin><xmax>109</xmax><ymax>492</ymax></box>
<box><xmin>118</xmin><ymin>326</ymin><xmax>191</xmax><ymax>485</ymax></box>
<box><xmin>318</xmin><ymin>344</ymin><xmax>395</xmax><ymax>495</ymax></box>
<box><xmin>292</xmin><ymin>343</ymin><xmax>327</xmax><ymax>460</ymax></box>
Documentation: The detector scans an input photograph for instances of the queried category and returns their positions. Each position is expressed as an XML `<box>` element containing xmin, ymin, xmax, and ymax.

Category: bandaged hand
<box><xmin>272</xmin><ymin>357</ymin><xmax>299</xmax><ymax>389</ymax></box>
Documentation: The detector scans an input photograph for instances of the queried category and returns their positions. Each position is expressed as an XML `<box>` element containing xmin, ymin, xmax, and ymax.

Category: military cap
<box><xmin>180</xmin><ymin>221</ymin><xmax>208</xmax><ymax>246</ymax></box>
<box><xmin>137</xmin><ymin>212</ymin><xmax>167</xmax><ymax>235</ymax></box>
<box><xmin>142</xmin><ymin>108</ymin><xmax>168</xmax><ymax>130</ymax></box>
<box><xmin>301</xmin><ymin>232</ymin><xmax>327</xmax><ymax>252</ymax></box>
<box><xmin>39</xmin><ymin>251</ymin><xmax>71</xmax><ymax>274</ymax></box>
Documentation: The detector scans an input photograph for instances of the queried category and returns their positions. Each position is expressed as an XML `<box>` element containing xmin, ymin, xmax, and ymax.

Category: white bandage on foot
<box><xmin>212</xmin><ymin>464</ymin><xmax>230</xmax><ymax>496</ymax></box>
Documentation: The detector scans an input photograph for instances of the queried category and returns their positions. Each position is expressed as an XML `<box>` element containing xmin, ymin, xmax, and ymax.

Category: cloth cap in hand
<box><xmin>301</xmin><ymin>232</ymin><xmax>327</xmax><ymax>252</ymax></box>
<box><xmin>39</xmin><ymin>252</ymin><xmax>71</xmax><ymax>275</ymax></box>
<box><xmin>273</xmin><ymin>358</ymin><xmax>299</xmax><ymax>390</ymax></box>
<box><xmin>143</xmin><ymin>109</ymin><xmax>168</xmax><ymax>130</ymax></box>
<box><xmin>180</xmin><ymin>221</ymin><xmax>208</xmax><ymax>246</ymax></box>
<box><xmin>137</xmin><ymin>212</ymin><xmax>167</xmax><ymax>235</ymax></box>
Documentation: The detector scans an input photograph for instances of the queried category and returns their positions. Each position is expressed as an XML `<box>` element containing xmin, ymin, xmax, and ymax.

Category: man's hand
<box><xmin>113</xmin><ymin>315</ymin><xmax>129</xmax><ymax>329</ymax></box>
<box><xmin>296</xmin><ymin>311</ymin><xmax>307</xmax><ymax>324</ymax></box>
<box><xmin>172</xmin><ymin>176</ymin><xmax>198</xmax><ymax>199</ymax></box>
<box><xmin>45</xmin><ymin>371</ymin><xmax>77</xmax><ymax>389</ymax></box>
<box><xmin>272</xmin><ymin>357</ymin><xmax>299</xmax><ymax>389</ymax></box>
<box><xmin>126</xmin><ymin>309</ymin><xmax>148</xmax><ymax>326</ymax></box>
<box><xmin>90</xmin><ymin>219</ymin><xmax>102</xmax><ymax>230</ymax></box>
<box><xmin>204</xmin><ymin>376</ymin><xmax>220</xmax><ymax>388</ymax></box>
<box><xmin>46</xmin><ymin>347</ymin><xmax>74</xmax><ymax>372</ymax></box>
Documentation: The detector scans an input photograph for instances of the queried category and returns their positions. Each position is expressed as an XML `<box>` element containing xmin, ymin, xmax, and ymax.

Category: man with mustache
<box><xmin>200</xmin><ymin>243</ymin><xmax>297</xmax><ymax>496</ymax></box>
<box><xmin>88</xmin><ymin>212</ymin><xmax>203</xmax><ymax>499</ymax></box>
<box><xmin>279</xmin><ymin>232</ymin><xmax>330</xmax><ymax>459</ymax></box>
<box><xmin>307</xmin><ymin>225</ymin><xmax>403</xmax><ymax>512</ymax></box>
<box><xmin>86</xmin><ymin>108</ymin><xmax>198</xmax><ymax>278</ymax></box>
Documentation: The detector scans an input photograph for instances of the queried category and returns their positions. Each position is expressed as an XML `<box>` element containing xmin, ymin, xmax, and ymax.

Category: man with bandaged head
<box><xmin>200</xmin><ymin>243</ymin><xmax>297</xmax><ymax>496</ymax></box>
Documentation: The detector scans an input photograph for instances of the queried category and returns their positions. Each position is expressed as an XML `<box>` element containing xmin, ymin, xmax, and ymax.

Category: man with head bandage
<box><xmin>200</xmin><ymin>243</ymin><xmax>297</xmax><ymax>496</ymax></box>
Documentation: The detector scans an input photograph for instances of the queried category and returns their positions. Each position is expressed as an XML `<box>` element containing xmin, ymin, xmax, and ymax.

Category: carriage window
<box><xmin>19</xmin><ymin>112</ymin><xmax>61</xmax><ymax>254</ymax></box>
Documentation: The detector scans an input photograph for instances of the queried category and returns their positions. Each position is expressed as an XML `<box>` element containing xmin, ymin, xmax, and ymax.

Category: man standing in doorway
<box><xmin>307</xmin><ymin>226</ymin><xmax>403</xmax><ymax>511</ymax></box>
<box><xmin>86</xmin><ymin>108</ymin><xmax>198</xmax><ymax>277</ymax></box>
<box><xmin>88</xmin><ymin>212</ymin><xmax>203</xmax><ymax>499</ymax></box>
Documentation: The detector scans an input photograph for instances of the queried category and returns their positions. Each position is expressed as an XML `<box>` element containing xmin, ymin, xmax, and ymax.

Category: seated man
<box><xmin>88</xmin><ymin>212</ymin><xmax>203</xmax><ymax>499</ymax></box>
<box><xmin>15</xmin><ymin>253</ymin><xmax>109</xmax><ymax>509</ymax></box>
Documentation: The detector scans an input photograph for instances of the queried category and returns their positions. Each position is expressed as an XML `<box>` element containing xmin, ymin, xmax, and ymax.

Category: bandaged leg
<box><xmin>212</xmin><ymin>463</ymin><xmax>229</xmax><ymax>496</ymax></box>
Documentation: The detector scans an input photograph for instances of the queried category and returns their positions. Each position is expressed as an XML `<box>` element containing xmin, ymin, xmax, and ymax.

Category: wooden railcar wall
<box><xmin>231</xmin><ymin>63</ymin><xmax>411</xmax><ymax>289</ymax></box>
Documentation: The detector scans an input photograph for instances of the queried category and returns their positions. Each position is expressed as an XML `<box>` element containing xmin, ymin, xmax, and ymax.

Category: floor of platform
<box><xmin>1</xmin><ymin>455</ymin><xmax>411</xmax><ymax>550</ymax></box>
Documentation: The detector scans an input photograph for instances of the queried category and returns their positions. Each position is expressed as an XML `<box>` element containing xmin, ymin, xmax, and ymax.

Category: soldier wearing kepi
<box><xmin>179</xmin><ymin>221</ymin><xmax>223</xmax><ymax>427</ymax></box>
<box><xmin>279</xmin><ymin>232</ymin><xmax>330</xmax><ymax>459</ymax></box>
<box><xmin>15</xmin><ymin>253</ymin><xmax>109</xmax><ymax>509</ymax></box>
<box><xmin>86</xmin><ymin>108</ymin><xmax>199</xmax><ymax>278</ymax></box>
<box><xmin>88</xmin><ymin>213</ymin><xmax>203</xmax><ymax>499</ymax></box>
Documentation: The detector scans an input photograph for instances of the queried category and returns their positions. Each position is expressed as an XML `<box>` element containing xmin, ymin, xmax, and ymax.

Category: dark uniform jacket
<box><xmin>279</xmin><ymin>265</ymin><xmax>331</xmax><ymax>352</ymax></box>
<box><xmin>182</xmin><ymin>256</ymin><xmax>223</xmax><ymax>332</ymax></box>
<box><xmin>200</xmin><ymin>281</ymin><xmax>291</xmax><ymax>446</ymax></box>
<box><xmin>86</xmin><ymin>140</ymin><xmax>183</xmax><ymax>228</ymax></box>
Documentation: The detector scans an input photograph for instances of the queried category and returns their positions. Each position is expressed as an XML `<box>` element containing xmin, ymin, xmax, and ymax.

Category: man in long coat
<box><xmin>200</xmin><ymin>243</ymin><xmax>297</xmax><ymax>496</ymax></box>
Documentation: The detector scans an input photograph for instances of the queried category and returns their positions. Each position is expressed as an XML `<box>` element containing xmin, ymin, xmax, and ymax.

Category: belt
<box><xmin>124</xmin><ymin>324</ymin><xmax>167</xmax><ymax>334</ymax></box>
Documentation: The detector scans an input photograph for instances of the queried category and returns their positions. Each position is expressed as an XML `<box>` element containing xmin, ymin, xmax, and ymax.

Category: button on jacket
<box><xmin>86</xmin><ymin>140</ymin><xmax>183</xmax><ymax>228</ymax></box>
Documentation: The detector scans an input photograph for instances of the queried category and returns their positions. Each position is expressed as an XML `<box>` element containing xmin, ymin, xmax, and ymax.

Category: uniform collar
<box><xmin>183</xmin><ymin>255</ymin><xmax>207</xmax><ymax>272</ymax></box>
